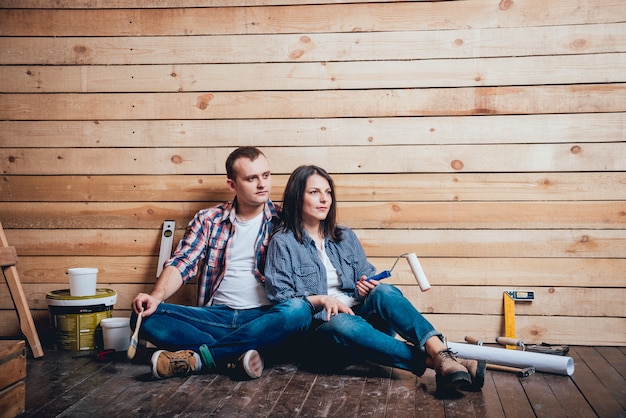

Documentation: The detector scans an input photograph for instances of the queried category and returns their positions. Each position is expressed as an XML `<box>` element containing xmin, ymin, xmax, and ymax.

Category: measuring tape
<box><xmin>503</xmin><ymin>292</ymin><xmax>517</xmax><ymax>349</ymax></box>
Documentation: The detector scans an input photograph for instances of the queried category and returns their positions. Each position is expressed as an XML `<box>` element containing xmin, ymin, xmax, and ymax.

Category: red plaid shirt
<box><xmin>165</xmin><ymin>198</ymin><xmax>280</xmax><ymax>307</ymax></box>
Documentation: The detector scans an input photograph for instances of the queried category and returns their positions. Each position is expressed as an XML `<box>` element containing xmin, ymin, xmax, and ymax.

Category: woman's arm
<box><xmin>264</xmin><ymin>232</ymin><xmax>306</xmax><ymax>303</ymax></box>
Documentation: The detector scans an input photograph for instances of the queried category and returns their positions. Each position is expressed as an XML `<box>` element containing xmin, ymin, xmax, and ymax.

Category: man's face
<box><xmin>227</xmin><ymin>155</ymin><xmax>272</xmax><ymax>209</ymax></box>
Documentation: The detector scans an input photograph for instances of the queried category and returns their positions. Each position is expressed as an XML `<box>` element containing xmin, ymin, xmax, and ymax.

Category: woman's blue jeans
<box><xmin>131</xmin><ymin>298</ymin><xmax>311</xmax><ymax>367</ymax></box>
<box><xmin>311</xmin><ymin>284</ymin><xmax>442</xmax><ymax>376</ymax></box>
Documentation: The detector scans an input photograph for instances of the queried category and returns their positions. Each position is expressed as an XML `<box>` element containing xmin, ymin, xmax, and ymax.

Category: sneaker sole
<box><xmin>242</xmin><ymin>350</ymin><xmax>264</xmax><ymax>379</ymax></box>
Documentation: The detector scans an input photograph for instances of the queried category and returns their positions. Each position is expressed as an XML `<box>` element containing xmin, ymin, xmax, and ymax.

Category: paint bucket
<box><xmin>46</xmin><ymin>288</ymin><xmax>117</xmax><ymax>351</ymax></box>
<box><xmin>66</xmin><ymin>267</ymin><xmax>98</xmax><ymax>297</ymax></box>
<box><xmin>100</xmin><ymin>317</ymin><xmax>131</xmax><ymax>352</ymax></box>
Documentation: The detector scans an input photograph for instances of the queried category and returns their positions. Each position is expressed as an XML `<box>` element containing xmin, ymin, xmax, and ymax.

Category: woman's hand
<box><xmin>308</xmin><ymin>295</ymin><xmax>355</xmax><ymax>321</ymax></box>
<box><xmin>356</xmin><ymin>275</ymin><xmax>378</xmax><ymax>297</ymax></box>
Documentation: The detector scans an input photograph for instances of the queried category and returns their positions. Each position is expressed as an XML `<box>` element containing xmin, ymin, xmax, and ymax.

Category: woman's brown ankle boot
<box><xmin>433</xmin><ymin>349</ymin><xmax>471</xmax><ymax>391</ymax></box>
<box><xmin>456</xmin><ymin>358</ymin><xmax>486</xmax><ymax>391</ymax></box>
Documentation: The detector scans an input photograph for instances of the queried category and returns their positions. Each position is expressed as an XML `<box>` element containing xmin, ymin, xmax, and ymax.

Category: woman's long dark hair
<box><xmin>279</xmin><ymin>165</ymin><xmax>343</xmax><ymax>243</ymax></box>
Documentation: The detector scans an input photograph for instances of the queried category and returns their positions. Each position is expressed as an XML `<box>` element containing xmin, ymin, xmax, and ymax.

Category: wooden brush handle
<box><xmin>132</xmin><ymin>310</ymin><xmax>143</xmax><ymax>339</ymax></box>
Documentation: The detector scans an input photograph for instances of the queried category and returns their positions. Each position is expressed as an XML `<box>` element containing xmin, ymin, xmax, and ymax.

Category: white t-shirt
<box><xmin>318</xmin><ymin>242</ymin><xmax>358</xmax><ymax>307</ymax></box>
<box><xmin>210</xmin><ymin>212</ymin><xmax>270</xmax><ymax>309</ymax></box>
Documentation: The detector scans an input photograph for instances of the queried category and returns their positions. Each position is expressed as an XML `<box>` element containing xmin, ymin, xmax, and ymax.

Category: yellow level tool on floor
<box><xmin>503</xmin><ymin>292</ymin><xmax>517</xmax><ymax>349</ymax></box>
<box><xmin>502</xmin><ymin>290</ymin><xmax>535</xmax><ymax>349</ymax></box>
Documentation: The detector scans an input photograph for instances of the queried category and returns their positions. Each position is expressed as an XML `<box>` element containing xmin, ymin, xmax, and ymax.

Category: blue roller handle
<box><xmin>366</xmin><ymin>270</ymin><xmax>391</xmax><ymax>282</ymax></box>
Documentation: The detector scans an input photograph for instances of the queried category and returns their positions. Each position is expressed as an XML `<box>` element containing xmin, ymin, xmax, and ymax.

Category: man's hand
<box><xmin>132</xmin><ymin>293</ymin><xmax>161</xmax><ymax>317</ymax></box>
<box><xmin>131</xmin><ymin>266</ymin><xmax>184</xmax><ymax>316</ymax></box>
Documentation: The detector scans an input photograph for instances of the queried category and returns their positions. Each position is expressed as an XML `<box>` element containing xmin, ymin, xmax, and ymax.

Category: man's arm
<box><xmin>131</xmin><ymin>265</ymin><xmax>184</xmax><ymax>317</ymax></box>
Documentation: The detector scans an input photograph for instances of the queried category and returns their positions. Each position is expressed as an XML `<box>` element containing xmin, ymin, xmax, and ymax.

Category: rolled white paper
<box><xmin>406</xmin><ymin>253</ymin><xmax>431</xmax><ymax>292</ymax></box>
<box><xmin>447</xmin><ymin>342</ymin><xmax>575</xmax><ymax>376</ymax></box>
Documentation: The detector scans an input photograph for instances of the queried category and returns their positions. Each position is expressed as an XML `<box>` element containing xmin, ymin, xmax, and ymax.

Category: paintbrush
<box><xmin>127</xmin><ymin>309</ymin><xmax>143</xmax><ymax>360</ymax></box>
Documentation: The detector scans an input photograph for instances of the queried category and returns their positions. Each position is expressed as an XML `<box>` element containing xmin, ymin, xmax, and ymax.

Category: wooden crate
<box><xmin>0</xmin><ymin>340</ymin><xmax>26</xmax><ymax>418</ymax></box>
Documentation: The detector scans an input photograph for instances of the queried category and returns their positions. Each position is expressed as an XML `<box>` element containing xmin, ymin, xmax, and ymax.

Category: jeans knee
<box><xmin>370</xmin><ymin>283</ymin><xmax>401</xmax><ymax>300</ymax></box>
<box><xmin>277</xmin><ymin>298</ymin><xmax>312</xmax><ymax>329</ymax></box>
<box><xmin>323</xmin><ymin>314</ymin><xmax>367</xmax><ymax>341</ymax></box>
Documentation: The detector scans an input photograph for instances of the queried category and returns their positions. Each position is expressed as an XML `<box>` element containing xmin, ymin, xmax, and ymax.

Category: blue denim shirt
<box><xmin>265</xmin><ymin>226</ymin><xmax>376</xmax><ymax>321</ymax></box>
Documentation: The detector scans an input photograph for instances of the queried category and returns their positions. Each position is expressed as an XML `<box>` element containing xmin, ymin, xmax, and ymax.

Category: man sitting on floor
<box><xmin>131</xmin><ymin>146</ymin><xmax>312</xmax><ymax>379</ymax></box>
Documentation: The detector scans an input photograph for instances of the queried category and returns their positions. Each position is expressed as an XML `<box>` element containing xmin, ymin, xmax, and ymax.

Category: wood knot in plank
<box><xmin>73</xmin><ymin>44</ymin><xmax>92</xmax><ymax>62</ymax></box>
<box><xmin>73</xmin><ymin>45</ymin><xmax>89</xmax><ymax>54</ymax></box>
<box><xmin>539</xmin><ymin>178</ymin><xmax>553</xmax><ymax>187</ymax></box>
<box><xmin>451</xmin><ymin>160</ymin><xmax>464</xmax><ymax>171</ymax></box>
<box><xmin>196</xmin><ymin>94</ymin><xmax>214</xmax><ymax>110</ymax></box>
<box><xmin>498</xmin><ymin>0</ymin><xmax>513</xmax><ymax>10</ymax></box>
<box><xmin>289</xmin><ymin>49</ymin><xmax>305</xmax><ymax>59</ymax></box>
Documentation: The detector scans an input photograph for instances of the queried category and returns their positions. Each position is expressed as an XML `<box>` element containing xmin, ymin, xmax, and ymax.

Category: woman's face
<box><xmin>302</xmin><ymin>173</ymin><xmax>332</xmax><ymax>227</ymax></box>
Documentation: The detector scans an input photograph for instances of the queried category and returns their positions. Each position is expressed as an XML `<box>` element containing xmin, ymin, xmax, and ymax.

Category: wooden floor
<box><xmin>17</xmin><ymin>345</ymin><xmax>626</xmax><ymax>418</ymax></box>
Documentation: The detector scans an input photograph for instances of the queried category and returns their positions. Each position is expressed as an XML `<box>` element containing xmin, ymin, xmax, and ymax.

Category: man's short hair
<box><xmin>225</xmin><ymin>146</ymin><xmax>266</xmax><ymax>180</ymax></box>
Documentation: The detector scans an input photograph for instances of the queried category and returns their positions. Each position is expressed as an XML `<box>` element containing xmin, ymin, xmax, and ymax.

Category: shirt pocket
<box><xmin>208</xmin><ymin>232</ymin><xmax>228</xmax><ymax>251</ymax></box>
<box><xmin>294</xmin><ymin>264</ymin><xmax>320</xmax><ymax>292</ymax></box>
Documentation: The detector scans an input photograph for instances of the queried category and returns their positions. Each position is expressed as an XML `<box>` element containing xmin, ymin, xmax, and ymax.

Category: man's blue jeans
<box><xmin>131</xmin><ymin>298</ymin><xmax>311</xmax><ymax>367</ymax></box>
<box><xmin>311</xmin><ymin>283</ymin><xmax>442</xmax><ymax>376</ymax></box>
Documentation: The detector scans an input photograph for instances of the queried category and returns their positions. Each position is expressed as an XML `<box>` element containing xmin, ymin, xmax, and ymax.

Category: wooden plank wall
<box><xmin>0</xmin><ymin>0</ymin><xmax>625</xmax><ymax>347</ymax></box>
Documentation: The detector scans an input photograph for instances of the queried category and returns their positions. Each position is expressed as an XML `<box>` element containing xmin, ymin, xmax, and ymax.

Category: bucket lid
<box><xmin>46</xmin><ymin>288</ymin><xmax>117</xmax><ymax>307</ymax></box>
<box><xmin>67</xmin><ymin>267</ymin><xmax>99</xmax><ymax>274</ymax></box>
<box><xmin>100</xmin><ymin>317</ymin><xmax>130</xmax><ymax>328</ymax></box>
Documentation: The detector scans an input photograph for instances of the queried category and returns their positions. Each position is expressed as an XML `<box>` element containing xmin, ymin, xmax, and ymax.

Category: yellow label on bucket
<box><xmin>47</xmin><ymin>288</ymin><xmax>117</xmax><ymax>351</ymax></box>
<box><xmin>53</xmin><ymin>310</ymin><xmax>112</xmax><ymax>351</ymax></box>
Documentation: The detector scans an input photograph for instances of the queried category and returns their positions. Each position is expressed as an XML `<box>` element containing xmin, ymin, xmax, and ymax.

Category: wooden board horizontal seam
<box><xmin>1</xmin><ymin>201</ymin><xmax>624</xmax><ymax>229</ymax></box>
<box><xmin>1</xmin><ymin>1</ymin><xmax>624</xmax><ymax>35</ymax></box>
<box><xmin>6</xmin><ymin>256</ymin><xmax>625</xmax><ymax>288</ymax></box>
<box><xmin>2</xmin><ymin>173</ymin><xmax>625</xmax><ymax>202</ymax></box>
<box><xmin>2</xmin><ymin>144</ymin><xmax>625</xmax><ymax>174</ymax></box>
<box><xmin>1</xmin><ymin>28</ymin><xmax>624</xmax><ymax>65</ymax></box>
<box><xmin>2</xmin><ymin>85</ymin><xmax>625</xmax><ymax>120</ymax></box>
<box><xmin>1</xmin><ymin>114</ymin><xmax>624</xmax><ymax>147</ymax></box>
<box><xmin>3</xmin><ymin>283</ymin><xmax>624</xmax><ymax>317</ymax></box>
<box><xmin>2</xmin><ymin>228</ymin><xmax>625</xmax><ymax>257</ymax></box>
<box><xmin>3</xmin><ymin>53</ymin><xmax>626</xmax><ymax>92</ymax></box>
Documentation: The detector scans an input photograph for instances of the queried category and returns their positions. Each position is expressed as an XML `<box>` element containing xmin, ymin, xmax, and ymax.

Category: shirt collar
<box><xmin>224</xmin><ymin>197</ymin><xmax>278</xmax><ymax>225</ymax></box>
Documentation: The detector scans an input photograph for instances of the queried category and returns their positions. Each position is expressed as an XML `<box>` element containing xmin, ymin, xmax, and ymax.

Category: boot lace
<box><xmin>437</xmin><ymin>349</ymin><xmax>458</xmax><ymax>361</ymax></box>
<box><xmin>168</xmin><ymin>355</ymin><xmax>193</xmax><ymax>376</ymax></box>
<box><xmin>435</xmin><ymin>349</ymin><xmax>461</xmax><ymax>373</ymax></box>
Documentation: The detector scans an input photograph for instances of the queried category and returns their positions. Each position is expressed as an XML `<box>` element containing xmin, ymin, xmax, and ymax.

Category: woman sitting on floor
<box><xmin>264</xmin><ymin>164</ymin><xmax>486</xmax><ymax>393</ymax></box>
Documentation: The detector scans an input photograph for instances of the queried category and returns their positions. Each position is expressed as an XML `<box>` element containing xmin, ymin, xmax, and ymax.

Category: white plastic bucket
<box><xmin>100</xmin><ymin>317</ymin><xmax>131</xmax><ymax>352</ymax></box>
<box><xmin>67</xmin><ymin>268</ymin><xmax>98</xmax><ymax>296</ymax></box>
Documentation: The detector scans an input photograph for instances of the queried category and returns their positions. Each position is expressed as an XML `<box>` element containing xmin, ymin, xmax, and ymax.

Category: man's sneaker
<box><xmin>457</xmin><ymin>358</ymin><xmax>486</xmax><ymax>391</ymax></box>
<box><xmin>433</xmin><ymin>349</ymin><xmax>471</xmax><ymax>392</ymax></box>
<box><xmin>227</xmin><ymin>350</ymin><xmax>264</xmax><ymax>379</ymax></box>
<box><xmin>151</xmin><ymin>349</ymin><xmax>200</xmax><ymax>379</ymax></box>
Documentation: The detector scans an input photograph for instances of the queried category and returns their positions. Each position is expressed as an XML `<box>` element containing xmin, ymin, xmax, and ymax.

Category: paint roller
<box><xmin>366</xmin><ymin>252</ymin><xmax>431</xmax><ymax>291</ymax></box>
